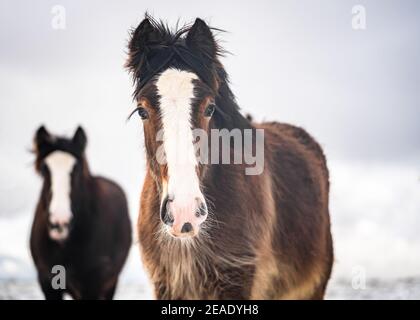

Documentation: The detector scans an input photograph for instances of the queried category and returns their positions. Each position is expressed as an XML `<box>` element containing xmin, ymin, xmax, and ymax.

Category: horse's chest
<box><xmin>152</xmin><ymin>245</ymin><xmax>217</xmax><ymax>299</ymax></box>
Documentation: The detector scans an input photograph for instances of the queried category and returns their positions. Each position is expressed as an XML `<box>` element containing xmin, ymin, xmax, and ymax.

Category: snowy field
<box><xmin>1</xmin><ymin>162</ymin><xmax>420</xmax><ymax>300</ymax></box>
<box><xmin>1</xmin><ymin>0</ymin><xmax>420</xmax><ymax>301</ymax></box>
<box><xmin>1</xmin><ymin>277</ymin><xmax>420</xmax><ymax>300</ymax></box>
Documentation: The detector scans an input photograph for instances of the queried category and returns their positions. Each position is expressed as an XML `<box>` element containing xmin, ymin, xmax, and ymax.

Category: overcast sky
<box><xmin>0</xmin><ymin>0</ymin><xmax>419</xmax><ymax>282</ymax></box>
<box><xmin>1</xmin><ymin>0</ymin><xmax>419</xmax><ymax>163</ymax></box>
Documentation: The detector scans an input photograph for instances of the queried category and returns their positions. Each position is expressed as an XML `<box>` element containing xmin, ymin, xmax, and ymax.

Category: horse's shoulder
<box><xmin>92</xmin><ymin>176</ymin><xmax>127</xmax><ymax>201</ymax></box>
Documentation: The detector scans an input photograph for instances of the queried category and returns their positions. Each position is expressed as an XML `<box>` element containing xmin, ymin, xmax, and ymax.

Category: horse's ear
<box><xmin>128</xmin><ymin>17</ymin><xmax>163</xmax><ymax>54</ymax></box>
<box><xmin>34</xmin><ymin>125</ymin><xmax>52</xmax><ymax>149</ymax></box>
<box><xmin>72</xmin><ymin>126</ymin><xmax>87</xmax><ymax>152</ymax></box>
<box><xmin>186</xmin><ymin>18</ymin><xmax>217</xmax><ymax>60</ymax></box>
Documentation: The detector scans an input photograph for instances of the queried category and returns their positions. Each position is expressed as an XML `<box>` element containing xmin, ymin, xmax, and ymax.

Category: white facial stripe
<box><xmin>45</xmin><ymin>151</ymin><xmax>76</xmax><ymax>229</ymax></box>
<box><xmin>156</xmin><ymin>68</ymin><xmax>202</xmax><ymax>201</ymax></box>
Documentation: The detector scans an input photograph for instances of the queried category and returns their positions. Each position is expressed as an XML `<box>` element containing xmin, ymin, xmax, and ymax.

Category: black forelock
<box><xmin>37</xmin><ymin>137</ymin><xmax>82</xmax><ymax>161</ymax></box>
<box><xmin>126</xmin><ymin>15</ymin><xmax>225</xmax><ymax>98</ymax></box>
<box><xmin>126</xmin><ymin>15</ymin><xmax>252</xmax><ymax>130</ymax></box>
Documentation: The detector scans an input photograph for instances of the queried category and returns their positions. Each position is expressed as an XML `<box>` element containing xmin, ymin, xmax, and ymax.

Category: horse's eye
<box><xmin>204</xmin><ymin>104</ymin><xmax>216</xmax><ymax>117</ymax></box>
<box><xmin>137</xmin><ymin>107</ymin><xmax>149</xmax><ymax>120</ymax></box>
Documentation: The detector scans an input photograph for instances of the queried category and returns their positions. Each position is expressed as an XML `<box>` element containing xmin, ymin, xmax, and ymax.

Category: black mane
<box><xmin>34</xmin><ymin>126</ymin><xmax>88</xmax><ymax>173</ymax></box>
<box><xmin>126</xmin><ymin>15</ymin><xmax>219</xmax><ymax>95</ymax></box>
<box><xmin>126</xmin><ymin>14</ymin><xmax>251</xmax><ymax>130</ymax></box>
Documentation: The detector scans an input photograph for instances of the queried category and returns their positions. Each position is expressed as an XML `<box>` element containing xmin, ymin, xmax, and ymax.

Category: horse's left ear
<box><xmin>72</xmin><ymin>126</ymin><xmax>87</xmax><ymax>152</ymax></box>
<box><xmin>186</xmin><ymin>18</ymin><xmax>217</xmax><ymax>60</ymax></box>
<box><xmin>34</xmin><ymin>125</ymin><xmax>53</xmax><ymax>153</ymax></box>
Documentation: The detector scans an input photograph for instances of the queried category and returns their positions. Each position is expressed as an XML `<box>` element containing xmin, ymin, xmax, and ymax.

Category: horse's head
<box><xmin>126</xmin><ymin>16</ymin><xmax>225</xmax><ymax>238</ymax></box>
<box><xmin>34</xmin><ymin>126</ymin><xmax>88</xmax><ymax>242</ymax></box>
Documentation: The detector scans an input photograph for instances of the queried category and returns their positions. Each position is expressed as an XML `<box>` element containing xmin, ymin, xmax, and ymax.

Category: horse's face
<box><xmin>127</xmin><ymin>17</ymin><xmax>220</xmax><ymax>238</ymax></box>
<box><xmin>135</xmin><ymin>69</ymin><xmax>216</xmax><ymax>238</ymax></box>
<box><xmin>34</xmin><ymin>126</ymin><xmax>87</xmax><ymax>241</ymax></box>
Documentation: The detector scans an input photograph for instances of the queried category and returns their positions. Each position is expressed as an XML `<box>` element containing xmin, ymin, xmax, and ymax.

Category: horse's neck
<box><xmin>71</xmin><ymin>174</ymin><xmax>94</xmax><ymax>221</ymax></box>
<box><xmin>215</xmin><ymin>83</ymin><xmax>252</xmax><ymax>131</ymax></box>
<box><xmin>203</xmin><ymin>83</ymin><xmax>255</xmax><ymax>199</ymax></box>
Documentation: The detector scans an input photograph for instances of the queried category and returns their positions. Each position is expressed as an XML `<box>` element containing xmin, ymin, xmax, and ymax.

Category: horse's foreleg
<box><xmin>39</xmin><ymin>276</ymin><xmax>63</xmax><ymax>300</ymax></box>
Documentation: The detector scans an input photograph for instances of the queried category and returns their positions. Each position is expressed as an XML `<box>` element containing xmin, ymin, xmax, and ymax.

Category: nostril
<box><xmin>49</xmin><ymin>222</ymin><xmax>59</xmax><ymax>230</ymax></box>
<box><xmin>164</xmin><ymin>216</ymin><xmax>174</xmax><ymax>226</ymax></box>
<box><xmin>181</xmin><ymin>222</ymin><xmax>193</xmax><ymax>233</ymax></box>
<box><xmin>160</xmin><ymin>195</ymin><xmax>174</xmax><ymax>226</ymax></box>
<box><xmin>199</xmin><ymin>202</ymin><xmax>207</xmax><ymax>216</ymax></box>
<box><xmin>195</xmin><ymin>201</ymin><xmax>207</xmax><ymax>217</ymax></box>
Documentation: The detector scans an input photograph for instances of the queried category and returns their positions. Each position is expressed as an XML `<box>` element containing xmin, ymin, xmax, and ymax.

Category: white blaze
<box><xmin>156</xmin><ymin>68</ymin><xmax>202</xmax><ymax>203</ymax></box>
<box><xmin>45</xmin><ymin>150</ymin><xmax>76</xmax><ymax>240</ymax></box>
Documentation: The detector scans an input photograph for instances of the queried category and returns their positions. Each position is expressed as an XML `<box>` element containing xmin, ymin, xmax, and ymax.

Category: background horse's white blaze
<box><xmin>44</xmin><ymin>150</ymin><xmax>76</xmax><ymax>241</ymax></box>
<box><xmin>156</xmin><ymin>68</ymin><xmax>207</xmax><ymax>236</ymax></box>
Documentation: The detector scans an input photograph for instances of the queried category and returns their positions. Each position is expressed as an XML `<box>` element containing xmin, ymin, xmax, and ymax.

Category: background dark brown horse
<box><xmin>30</xmin><ymin>126</ymin><xmax>132</xmax><ymax>300</ymax></box>
<box><xmin>127</xmin><ymin>16</ymin><xmax>333</xmax><ymax>299</ymax></box>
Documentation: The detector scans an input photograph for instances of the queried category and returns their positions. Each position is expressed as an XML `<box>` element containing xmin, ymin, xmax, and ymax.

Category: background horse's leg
<box><xmin>39</xmin><ymin>277</ymin><xmax>63</xmax><ymax>300</ymax></box>
<box><xmin>104</xmin><ymin>281</ymin><xmax>117</xmax><ymax>300</ymax></box>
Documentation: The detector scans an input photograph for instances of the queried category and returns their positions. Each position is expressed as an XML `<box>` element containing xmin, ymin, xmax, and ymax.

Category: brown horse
<box><xmin>126</xmin><ymin>16</ymin><xmax>333</xmax><ymax>299</ymax></box>
<box><xmin>30</xmin><ymin>126</ymin><xmax>132</xmax><ymax>300</ymax></box>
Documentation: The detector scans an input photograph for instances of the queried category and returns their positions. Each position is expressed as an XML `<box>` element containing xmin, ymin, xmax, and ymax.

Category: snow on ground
<box><xmin>327</xmin><ymin>277</ymin><xmax>420</xmax><ymax>300</ymax></box>
<box><xmin>1</xmin><ymin>277</ymin><xmax>420</xmax><ymax>300</ymax></box>
<box><xmin>1</xmin><ymin>162</ymin><xmax>419</xmax><ymax>300</ymax></box>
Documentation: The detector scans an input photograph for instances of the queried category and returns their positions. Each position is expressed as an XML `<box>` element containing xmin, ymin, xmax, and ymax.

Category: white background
<box><xmin>0</xmin><ymin>0</ymin><xmax>419</xmax><ymax>298</ymax></box>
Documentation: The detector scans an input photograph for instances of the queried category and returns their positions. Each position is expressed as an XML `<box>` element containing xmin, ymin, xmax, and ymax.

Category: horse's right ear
<box><xmin>128</xmin><ymin>17</ymin><xmax>162</xmax><ymax>55</ymax></box>
<box><xmin>34</xmin><ymin>125</ymin><xmax>51</xmax><ymax>150</ymax></box>
<box><xmin>126</xmin><ymin>17</ymin><xmax>164</xmax><ymax>76</ymax></box>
